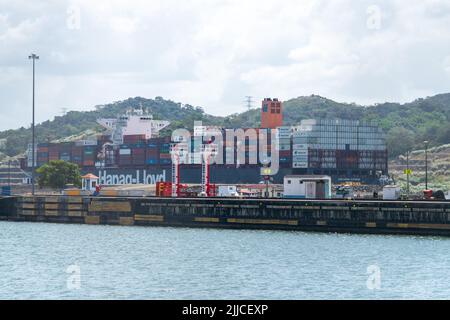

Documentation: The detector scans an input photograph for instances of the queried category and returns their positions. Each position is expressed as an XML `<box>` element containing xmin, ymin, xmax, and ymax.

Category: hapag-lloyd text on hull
<box><xmin>98</xmin><ymin>169</ymin><xmax>167</xmax><ymax>185</ymax></box>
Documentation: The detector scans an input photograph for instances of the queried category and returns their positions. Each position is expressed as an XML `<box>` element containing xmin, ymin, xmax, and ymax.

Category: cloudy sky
<box><xmin>1</xmin><ymin>0</ymin><xmax>450</xmax><ymax>130</ymax></box>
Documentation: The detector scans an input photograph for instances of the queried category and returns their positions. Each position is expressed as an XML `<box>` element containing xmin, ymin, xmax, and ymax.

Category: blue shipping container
<box><xmin>146</xmin><ymin>159</ymin><xmax>159</xmax><ymax>165</ymax></box>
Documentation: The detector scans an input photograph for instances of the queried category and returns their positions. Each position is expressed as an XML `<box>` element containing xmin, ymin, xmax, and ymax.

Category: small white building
<box><xmin>382</xmin><ymin>185</ymin><xmax>401</xmax><ymax>200</ymax></box>
<box><xmin>283</xmin><ymin>175</ymin><xmax>332</xmax><ymax>199</ymax></box>
<box><xmin>217</xmin><ymin>185</ymin><xmax>239</xmax><ymax>197</ymax></box>
<box><xmin>81</xmin><ymin>173</ymin><xmax>99</xmax><ymax>192</ymax></box>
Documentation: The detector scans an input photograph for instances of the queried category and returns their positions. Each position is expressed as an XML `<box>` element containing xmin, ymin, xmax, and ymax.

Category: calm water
<box><xmin>1</xmin><ymin>221</ymin><xmax>450</xmax><ymax>299</ymax></box>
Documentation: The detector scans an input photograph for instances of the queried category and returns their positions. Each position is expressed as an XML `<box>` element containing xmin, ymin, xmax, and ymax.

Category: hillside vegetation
<box><xmin>221</xmin><ymin>94</ymin><xmax>450</xmax><ymax>158</ymax></box>
<box><xmin>0</xmin><ymin>97</ymin><xmax>222</xmax><ymax>158</ymax></box>
<box><xmin>389</xmin><ymin>144</ymin><xmax>450</xmax><ymax>193</ymax></box>
<box><xmin>1</xmin><ymin>94</ymin><xmax>450</xmax><ymax>160</ymax></box>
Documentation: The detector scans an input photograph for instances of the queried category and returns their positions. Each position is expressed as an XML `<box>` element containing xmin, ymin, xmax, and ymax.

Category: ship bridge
<box><xmin>97</xmin><ymin>109</ymin><xmax>170</xmax><ymax>144</ymax></box>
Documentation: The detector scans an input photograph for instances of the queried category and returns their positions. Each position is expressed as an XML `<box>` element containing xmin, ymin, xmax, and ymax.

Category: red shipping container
<box><xmin>72</xmin><ymin>147</ymin><xmax>83</xmax><ymax>155</ymax></box>
<box><xmin>132</xmin><ymin>158</ymin><xmax>146</xmax><ymax>165</ymax></box>
<box><xmin>132</xmin><ymin>149</ymin><xmax>145</xmax><ymax>154</ymax></box>
<box><xmin>279</xmin><ymin>150</ymin><xmax>291</xmax><ymax>157</ymax></box>
<box><xmin>123</xmin><ymin>134</ymin><xmax>146</xmax><ymax>144</ymax></box>
<box><xmin>147</xmin><ymin>149</ymin><xmax>159</xmax><ymax>156</ymax></box>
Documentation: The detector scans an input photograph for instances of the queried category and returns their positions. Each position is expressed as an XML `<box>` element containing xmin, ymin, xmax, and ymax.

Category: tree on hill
<box><xmin>36</xmin><ymin>160</ymin><xmax>81</xmax><ymax>189</ymax></box>
<box><xmin>386</xmin><ymin>127</ymin><xmax>415</xmax><ymax>158</ymax></box>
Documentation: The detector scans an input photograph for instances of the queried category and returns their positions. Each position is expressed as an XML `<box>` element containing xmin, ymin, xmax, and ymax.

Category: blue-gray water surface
<box><xmin>1</xmin><ymin>221</ymin><xmax>449</xmax><ymax>299</ymax></box>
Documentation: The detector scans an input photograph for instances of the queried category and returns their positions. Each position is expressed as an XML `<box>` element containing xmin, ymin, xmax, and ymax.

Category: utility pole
<box><xmin>8</xmin><ymin>160</ymin><xmax>11</xmax><ymax>188</ymax></box>
<box><xmin>29</xmin><ymin>53</ymin><xmax>39</xmax><ymax>195</ymax></box>
<box><xmin>261</xmin><ymin>162</ymin><xmax>271</xmax><ymax>198</ymax></box>
<box><xmin>424</xmin><ymin>141</ymin><xmax>429</xmax><ymax>190</ymax></box>
<box><xmin>406</xmin><ymin>151</ymin><xmax>410</xmax><ymax>197</ymax></box>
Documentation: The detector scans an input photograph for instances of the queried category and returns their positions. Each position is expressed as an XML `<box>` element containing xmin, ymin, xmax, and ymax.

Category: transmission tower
<box><xmin>244</xmin><ymin>96</ymin><xmax>254</xmax><ymax>111</ymax></box>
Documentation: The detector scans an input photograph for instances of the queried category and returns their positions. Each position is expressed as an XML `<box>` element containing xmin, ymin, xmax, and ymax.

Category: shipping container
<box><xmin>123</xmin><ymin>134</ymin><xmax>146</xmax><ymax>144</ymax></box>
<box><xmin>83</xmin><ymin>160</ymin><xmax>95</xmax><ymax>166</ymax></box>
<box><xmin>146</xmin><ymin>158</ymin><xmax>159</xmax><ymax>165</ymax></box>
<box><xmin>119</xmin><ymin>149</ymin><xmax>131</xmax><ymax>155</ymax></box>
<box><xmin>160</xmin><ymin>159</ymin><xmax>172</xmax><ymax>165</ymax></box>
<box><xmin>132</xmin><ymin>148</ymin><xmax>145</xmax><ymax>155</ymax></box>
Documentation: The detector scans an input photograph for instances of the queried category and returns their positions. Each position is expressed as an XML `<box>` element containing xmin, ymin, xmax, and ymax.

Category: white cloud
<box><xmin>0</xmin><ymin>0</ymin><xmax>449</xmax><ymax>130</ymax></box>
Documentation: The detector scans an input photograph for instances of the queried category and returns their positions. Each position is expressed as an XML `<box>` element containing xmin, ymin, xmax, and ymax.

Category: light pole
<box><xmin>406</xmin><ymin>150</ymin><xmax>410</xmax><ymax>197</ymax></box>
<box><xmin>261</xmin><ymin>159</ymin><xmax>271</xmax><ymax>198</ymax></box>
<box><xmin>8</xmin><ymin>160</ymin><xmax>11</xmax><ymax>188</ymax></box>
<box><xmin>29</xmin><ymin>53</ymin><xmax>39</xmax><ymax>195</ymax></box>
<box><xmin>423</xmin><ymin>141</ymin><xmax>429</xmax><ymax>190</ymax></box>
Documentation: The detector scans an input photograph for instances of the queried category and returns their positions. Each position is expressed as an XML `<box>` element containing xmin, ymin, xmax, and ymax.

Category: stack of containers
<box><xmin>291</xmin><ymin>119</ymin><xmax>387</xmax><ymax>171</ymax></box>
<box><xmin>292</xmin><ymin>127</ymin><xmax>309</xmax><ymax>169</ymax></box>
<box><xmin>222</xmin><ymin>129</ymin><xmax>234</xmax><ymax>166</ymax></box>
<box><xmin>276</xmin><ymin>126</ymin><xmax>292</xmax><ymax>167</ymax></box>
<box><xmin>357</xmin><ymin>124</ymin><xmax>387</xmax><ymax>171</ymax></box>
<box><xmin>59</xmin><ymin>142</ymin><xmax>73</xmax><ymax>162</ymax></box>
<box><xmin>103</xmin><ymin>147</ymin><xmax>117</xmax><ymax>166</ymax></box>
<box><xmin>159</xmin><ymin>139</ymin><xmax>171</xmax><ymax>165</ymax></box>
<box><xmin>146</xmin><ymin>139</ymin><xmax>160</xmax><ymax>165</ymax></box>
<box><xmin>123</xmin><ymin>134</ymin><xmax>146</xmax><ymax>145</ymax></box>
<box><xmin>37</xmin><ymin>144</ymin><xmax>49</xmax><ymax>167</ymax></box>
<box><xmin>192</xmin><ymin>126</ymin><xmax>209</xmax><ymax>165</ymax></box>
<box><xmin>83</xmin><ymin>145</ymin><xmax>96</xmax><ymax>167</ymax></box>
<box><xmin>48</xmin><ymin>145</ymin><xmax>60</xmax><ymax>162</ymax></box>
<box><xmin>256</xmin><ymin>128</ymin><xmax>271</xmax><ymax>164</ymax></box>
<box><xmin>119</xmin><ymin>145</ymin><xmax>132</xmax><ymax>166</ymax></box>
<box><xmin>72</xmin><ymin>146</ymin><xmax>84</xmax><ymax>166</ymax></box>
<box><xmin>132</xmin><ymin>146</ymin><xmax>146</xmax><ymax>165</ymax></box>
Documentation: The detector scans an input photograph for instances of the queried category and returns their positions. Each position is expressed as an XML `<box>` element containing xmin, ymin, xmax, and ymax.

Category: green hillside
<box><xmin>227</xmin><ymin>94</ymin><xmax>450</xmax><ymax>157</ymax></box>
<box><xmin>1</xmin><ymin>94</ymin><xmax>450</xmax><ymax>159</ymax></box>
<box><xmin>0</xmin><ymin>97</ymin><xmax>223</xmax><ymax>158</ymax></box>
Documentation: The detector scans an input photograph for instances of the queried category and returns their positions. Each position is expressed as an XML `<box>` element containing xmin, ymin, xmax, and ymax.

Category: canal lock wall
<box><xmin>1</xmin><ymin>196</ymin><xmax>450</xmax><ymax>237</ymax></box>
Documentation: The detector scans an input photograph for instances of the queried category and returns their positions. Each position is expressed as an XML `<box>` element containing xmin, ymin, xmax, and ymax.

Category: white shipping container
<box><xmin>293</xmin><ymin>150</ymin><xmax>308</xmax><ymax>156</ymax></box>
<box><xmin>119</xmin><ymin>149</ymin><xmax>131</xmax><ymax>155</ymax></box>
<box><xmin>278</xmin><ymin>137</ymin><xmax>291</xmax><ymax>143</ymax></box>
<box><xmin>75</xmin><ymin>140</ymin><xmax>97</xmax><ymax>146</ymax></box>
<box><xmin>292</xmin><ymin>162</ymin><xmax>308</xmax><ymax>168</ymax></box>
<box><xmin>218</xmin><ymin>185</ymin><xmax>239</xmax><ymax>197</ymax></box>
<box><xmin>293</xmin><ymin>156</ymin><xmax>308</xmax><ymax>162</ymax></box>
<box><xmin>277</xmin><ymin>145</ymin><xmax>291</xmax><ymax>151</ymax></box>
<box><xmin>293</xmin><ymin>144</ymin><xmax>308</xmax><ymax>150</ymax></box>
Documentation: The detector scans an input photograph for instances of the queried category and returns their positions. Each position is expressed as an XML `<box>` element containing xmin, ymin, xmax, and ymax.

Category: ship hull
<box><xmin>81</xmin><ymin>165</ymin><xmax>380</xmax><ymax>185</ymax></box>
<box><xmin>87</xmin><ymin>165</ymin><xmax>290</xmax><ymax>185</ymax></box>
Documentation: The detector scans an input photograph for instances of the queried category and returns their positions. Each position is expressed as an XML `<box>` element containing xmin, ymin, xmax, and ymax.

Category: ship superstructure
<box><xmin>97</xmin><ymin>108</ymin><xmax>170</xmax><ymax>145</ymax></box>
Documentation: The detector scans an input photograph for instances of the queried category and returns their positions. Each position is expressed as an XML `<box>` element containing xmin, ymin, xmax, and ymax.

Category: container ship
<box><xmin>23</xmin><ymin>99</ymin><xmax>388</xmax><ymax>185</ymax></box>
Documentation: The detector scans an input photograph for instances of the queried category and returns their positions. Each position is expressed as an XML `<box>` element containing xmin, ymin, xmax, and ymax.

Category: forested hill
<box><xmin>0</xmin><ymin>97</ymin><xmax>223</xmax><ymax>157</ymax></box>
<box><xmin>225</xmin><ymin>93</ymin><xmax>450</xmax><ymax>157</ymax></box>
<box><xmin>1</xmin><ymin>94</ymin><xmax>450</xmax><ymax>159</ymax></box>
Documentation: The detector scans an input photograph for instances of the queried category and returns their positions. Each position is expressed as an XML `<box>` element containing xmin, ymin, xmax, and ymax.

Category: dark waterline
<box><xmin>1</xmin><ymin>221</ymin><xmax>449</xmax><ymax>299</ymax></box>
